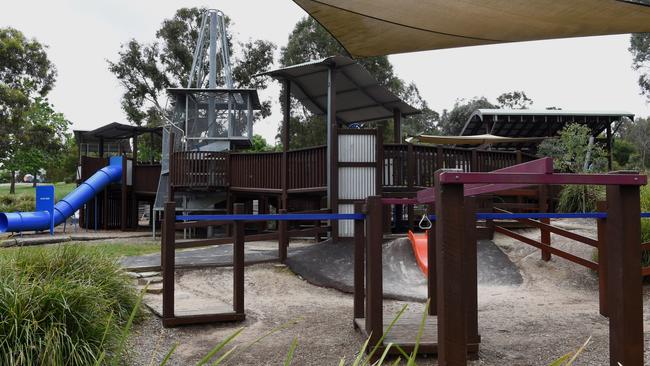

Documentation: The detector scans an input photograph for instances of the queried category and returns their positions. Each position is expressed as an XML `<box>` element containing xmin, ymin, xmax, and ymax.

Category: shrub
<box><xmin>640</xmin><ymin>186</ymin><xmax>650</xmax><ymax>268</ymax></box>
<box><xmin>0</xmin><ymin>193</ymin><xmax>35</xmax><ymax>212</ymax></box>
<box><xmin>0</xmin><ymin>245</ymin><xmax>140</xmax><ymax>365</ymax></box>
<box><xmin>557</xmin><ymin>185</ymin><xmax>604</xmax><ymax>213</ymax></box>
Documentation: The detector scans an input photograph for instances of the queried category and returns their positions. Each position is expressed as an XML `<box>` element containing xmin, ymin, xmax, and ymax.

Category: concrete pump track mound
<box><xmin>122</xmin><ymin>237</ymin><xmax>522</xmax><ymax>301</ymax></box>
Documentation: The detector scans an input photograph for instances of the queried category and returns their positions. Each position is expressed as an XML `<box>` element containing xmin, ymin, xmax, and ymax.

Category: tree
<box><xmin>247</xmin><ymin>134</ymin><xmax>276</xmax><ymax>152</ymax></box>
<box><xmin>630</xmin><ymin>33</ymin><xmax>650</xmax><ymax>101</ymax></box>
<box><xmin>538</xmin><ymin>123</ymin><xmax>607</xmax><ymax>173</ymax></box>
<box><xmin>278</xmin><ymin>17</ymin><xmax>438</xmax><ymax>147</ymax></box>
<box><xmin>438</xmin><ymin>97</ymin><xmax>496</xmax><ymax>136</ymax></box>
<box><xmin>0</xmin><ymin>27</ymin><xmax>57</xmax><ymax>193</ymax></box>
<box><xmin>3</xmin><ymin>98</ymin><xmax>70</xmax><ymax>187</ymax></box>
<box><xmin>538</xmin><ymin>123</ymin><xmax>608</xmax><ymax>212</ymax></box>
<box><xmin>619</xmin><ymin>116</ymin><xmax>650</xmax><ymax>169</ymax></box>
<box><xmin>496</xmin><ymin>91</ymin><xmax>532</xmax><ymax>109</ymax></box>
<box><xmin>108</xmin><ymin>7</ymin><xmax>276</xmax><ymax>128</ymax></box>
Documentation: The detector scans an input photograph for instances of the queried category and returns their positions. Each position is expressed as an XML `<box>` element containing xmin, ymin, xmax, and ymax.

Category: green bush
<box><xmin>640</xmin><ymin>186</ymin><xmax>650</xmax><ymax>268</ymax></box>
<box><xmin>0</xmin><ymin>193</ymin><xmax>35</xmax><ymax>212</ymax></box>
<box><xmin>557</xmin><ymin>185</ymin><xmax>604</xmax><ymax>213</ymax></box>
<box><xmin>0</xmin><ymin>245</ymin><xmax>140</xmax><ymax>365</ymax></box>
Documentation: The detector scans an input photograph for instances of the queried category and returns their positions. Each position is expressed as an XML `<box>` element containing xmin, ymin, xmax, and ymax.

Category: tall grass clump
<box><xmin>0</xmin><ymin>245</ymin><xmax>141</xmax><ymax>365</ymax></box>
<box><xmin>640</xmin><ymin>185</ymin><xmax>650</xmax><ymax>268</ymax></box>
<box><xmin>0</xmin><ymin>193</ymin><xmax>35</xmax><ymax>212</ymax></box>
<box><xmin>557</xmin><ymin>185</ymin><xmax>605</xmax><ymax>213</ymax></box>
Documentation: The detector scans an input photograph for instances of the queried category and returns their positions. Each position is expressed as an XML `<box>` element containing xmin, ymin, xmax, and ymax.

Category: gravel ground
<box><xmin>127</xmin><ymin>219</ymin><xmax>650</xmax><ymax>365</ymax></box>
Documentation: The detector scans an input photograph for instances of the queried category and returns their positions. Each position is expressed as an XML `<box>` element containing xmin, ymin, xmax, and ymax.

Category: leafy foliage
<box><xmin>496</xmin><ymin>90</ymin><xmax>532</xmax><ymax>109</ymax></box>
<box><xmin>3</xmin><ymin>97</ymin><xmax>71</xmax><ymax>182</ymax></box>
<box><xmin>278</xmin><ymin>17</ymin><xmax>439</xmax><ymax>147</ymax></box>
<box><xmin>538</xmin><ymin>123</ymin><xmax>607</xmax><ymax>173</ymax></box>
<box><xmin>539</xmin><ymin>123</ymin><xmax>608</xmax><ymax>212</ymax></box>
<box><xmin>0</xmin><ymin>245</ymin><xmax>140</xmax><ymax>366</ymax></box>
<box><xmin>630</xmin><ymin>33</ymin><xmax>650</xmax><ymax>102</ymax></box>
<box><xmin>438</xmin><ymin>96</ymin><xmax>496</xmax><ymax>136</ymax></box>
<box><xmin>0</xmin><ymin>27</ymin><xmax>59</xmax><ymax>192</ymax></box>
<box><xmin>618</xmin><ymin>116</ymin><xmax>650</xmax><ymax>169</ymax></box>
<box><xmin>108</xmin><ymin>7</ymin><xmax>276</xmax><ymax>128</ymax></box>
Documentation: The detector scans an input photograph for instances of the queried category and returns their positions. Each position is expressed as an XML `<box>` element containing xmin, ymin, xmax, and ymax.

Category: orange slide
<box><xmin>407</xmin><ymin>230</ymin><xmax>429</xmax><ymax>276</ymax></box>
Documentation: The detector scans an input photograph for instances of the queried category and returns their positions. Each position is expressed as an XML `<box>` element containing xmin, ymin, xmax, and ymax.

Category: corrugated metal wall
<box><xmin>338</xmin><ymin>132</ymin><xmax>376</xmax><ymax>237</ymax></box>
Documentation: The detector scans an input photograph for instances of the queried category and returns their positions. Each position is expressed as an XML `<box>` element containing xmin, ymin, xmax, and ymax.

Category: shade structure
<box><xmin>407</xmin><ymin>134</ymin><xmax>548</xmax><ymax>146</ymax></box>
<box><xmin>258</xmin><ymin>56</ymin><xmax>419</xmax><ymax>123</ymax></box>
<box><xmin>293</xmin><ymin>0</ymin><xmax>650</xmax><ymax>57</ymax></box>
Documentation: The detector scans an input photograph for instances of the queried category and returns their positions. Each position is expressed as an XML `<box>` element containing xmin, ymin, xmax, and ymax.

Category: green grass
<box><xmin>0</xmin><ymin>241</ymin><xmax>160</xmax><ymax>260</ymax></box>
<box><xmin>0</xmin><ymin>182</ymin><xmax>76</xmax><ymax>200</ymax></box>
<box><xmin>0</xmin><ymin>244</ymin><xmax>141</xmax><ymax>366</ymax></box>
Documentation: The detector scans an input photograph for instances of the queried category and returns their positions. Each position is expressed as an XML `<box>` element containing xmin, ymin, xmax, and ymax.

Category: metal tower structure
<box><xmin>154</xmin><ymin>9</ymin><xmax>260</xmax><ymax>221</ymax></box>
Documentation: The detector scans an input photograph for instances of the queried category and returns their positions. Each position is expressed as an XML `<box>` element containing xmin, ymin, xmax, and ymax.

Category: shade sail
<box><xmin>258</xmin><ymin>56</ymin><xmax>420</xmax><ymax>123</ymax></box>
<box><xmin>407</xmin><ymin>134</ymin><xmax>548</xmax><ymax>146</ymax></box>
<box><xmin>293</xmin><ymin>0</ymin><xmax>650</xmax><ymax>57</ymax></box>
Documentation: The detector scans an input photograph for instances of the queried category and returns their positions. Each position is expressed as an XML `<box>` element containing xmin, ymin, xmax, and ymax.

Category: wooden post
<box><xmin>407</xmin><ymin>143</ymin><xmax>415</xmax><ymax>231</ymax></box>
<box><xmin>233</xmin><ymin>203</ymin><xmax>245</xmax><ymax>315</ymax></box>
<box><xmin>364</xmin><ymin>196</ymin><xmax>383</xmax><ymax>347</ymax></box>
<box><xmin>162</xmin><ymin>201</ymin><xmax>176</xmax><ymax>323</ymax></box>
<box><xmin>435</xmin><ymin>171</ymin><xmax>468</xmax><ymax>366</ymax></box>
<box><xmin>436</xmin><ymin>146</ymin><xmax>444</xmax><ymax>170</ymax></box>
<box><xmin>278</xmin><ymin>208</ymin><xmax>288</xmax><ymax>263</ymax></box>
<box><xmin>427</xmin><ymin>203</ymin><xmax>436</xmax><ymax>316</ymax></box>
<box><xmin>353</xmin><ymin>202</ymin><xmax>365</xmax><ymax>320</ymax></box>
<box><xmin>539</xmin><ymin>185</ymin><xmax>551</xmax><ymax>261</ymax></box>
<box><xmin>120</xmin><ymin>155</ymin><xmax>127</xmax><ymax>231</ymax></box>
<box><xmin>132</xmin><ymin>133</ymin><xmax>138</xmax><ymax>229</ymax></box>
<box><xmin>470</xmin><ymin>150</ymin><xmax>477</xmax><ymax>172</ymax></box>
<box><xmin>596</xmin><ymin>201</ymin><xmax>608</xmax><ymax>317</ymax></box>
<box><xmin>605</xmin><ymin>183</ymin><xmax>643</xmax><ymax>366</ymax></box>
<box><xmin>465</xmin><ymin>197</ymin><xmax>479</xmax><ymax>348</ymax></box>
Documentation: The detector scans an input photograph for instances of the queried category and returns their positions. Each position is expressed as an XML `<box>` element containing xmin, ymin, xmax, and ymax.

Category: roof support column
<box><xmin>327</xmin><ymin>66</ymin><xmax>339</xmax><ymax>239</ymax></box>
<box><xmin>393</xmin><ymin>108</ymin><xmax>402</xmax><ymax>143</ymax></box>
<box><xmin>606</xmin><ymin>120</ymin><xmax>613</xmax><ymax>171</ymax></box>
<box><xmin>282</xmin><ymin>80</ymin><xmax>291</xmax><ymax>212</ymax></box>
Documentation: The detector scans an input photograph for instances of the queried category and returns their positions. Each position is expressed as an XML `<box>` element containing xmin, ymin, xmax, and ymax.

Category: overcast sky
<box><xmin>2</xmin><ymin>0</ymin><xmax>649</xmax><ymax>143</ymax></box>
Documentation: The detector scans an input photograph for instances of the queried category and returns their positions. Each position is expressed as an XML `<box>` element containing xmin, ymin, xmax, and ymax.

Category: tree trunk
<box><xmin>9</xmin><ymin>171</ymin><xmax>15</xmax><ymax>194</ymax></box>
<box><xmin>32</xmin><ymin>172</ymin><xmax>37</xmax><ymax>187</ymax></box>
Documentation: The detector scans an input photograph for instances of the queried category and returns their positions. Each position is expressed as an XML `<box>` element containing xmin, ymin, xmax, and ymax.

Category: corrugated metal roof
<box><xmin>459</xmin><ymin>109</ymin><xmax>634</xmax><ymax>149</ymax></box>
<box><xmin>257</xmin><ymin>56</ymin><xmax>420</xmax><ymax>123</ymax></box>
<box><xmin>293</xmin><ymin>0</ymin><xmax>650</xmax><ymax>57</ymax></box>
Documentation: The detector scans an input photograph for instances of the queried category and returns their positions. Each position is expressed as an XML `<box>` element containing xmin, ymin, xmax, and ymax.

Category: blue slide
<box><xmin>0</xmin><ymin>157</ymin><xmax>123</xmax><ymax>233</ymax></box>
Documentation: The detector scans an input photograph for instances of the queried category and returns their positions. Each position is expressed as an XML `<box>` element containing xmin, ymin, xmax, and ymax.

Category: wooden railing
<box><xmin>383</xmin><ymin>144</ymin><xmax>535</xmax><ymax>189</ymax></box>
<box><xmin>168</xmin><ymin>144</ymin><xmax>537</xmax><ymax>191</ymax></box>
<box><xmin>170</xmin><ymin>151</ymin><xmax>228</xmax><ymax>188</ymax></box>
<box><xmin>287</xmin><ymin>146</ymin><xmax>327</xmax><ymax>190</ymax></box>
<box><xmin>229</xmin><ymin>151</ymin><xmax>282</xmax><ymax>190</ymax></box>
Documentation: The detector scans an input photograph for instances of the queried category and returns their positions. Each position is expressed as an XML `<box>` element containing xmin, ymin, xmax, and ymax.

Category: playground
<box><xmin>3</xmin><ymin>2</ymin><xmax>650</xmax><ymax>366</ymax></box>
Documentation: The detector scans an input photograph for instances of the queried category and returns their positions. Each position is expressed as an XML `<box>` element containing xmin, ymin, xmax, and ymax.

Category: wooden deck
<box><xmin>354</xmin><ymin>313</ymin><xmax>479</xmax><ymax>356</ymax></box>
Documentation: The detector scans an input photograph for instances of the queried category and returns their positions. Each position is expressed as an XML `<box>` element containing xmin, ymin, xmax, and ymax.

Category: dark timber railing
<box><xmin>168</xmin><ymin>144</ymin><xmax>536</xmax><ymax>191</ymax></box>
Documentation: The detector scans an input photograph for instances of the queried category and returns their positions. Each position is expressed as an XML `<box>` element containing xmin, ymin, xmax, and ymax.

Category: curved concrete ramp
<box><xmin>286</xmin><ymin>237</ymin><xmax>522</xmax><ymax>302</ymax></box>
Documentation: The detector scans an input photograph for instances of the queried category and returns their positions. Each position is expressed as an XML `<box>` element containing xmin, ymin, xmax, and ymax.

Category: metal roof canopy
<box><xmin>293</xmin><ymin>0</ymin><xmax>650</xmax><ymax>57</ymax></box>
<box><xmin>258</xmin><ymin>56</ymin><xmax>420</xmax><ymax>123</ymax></box>
<box><xmin>461</xmin><ymin>109</ymin><xmax>634</xmax><ymax>143</ymax></box>
<box><xmin>74</xmin><ymin>122</ymin><xmax>162</xmax><ymax>144</ymax></box>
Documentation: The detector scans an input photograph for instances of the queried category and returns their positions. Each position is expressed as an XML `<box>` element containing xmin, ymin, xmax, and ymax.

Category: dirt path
<box><xmin>128</xmin><ymin>220</ymin><xmax>650</xmax><ymax>365</ymax></box>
